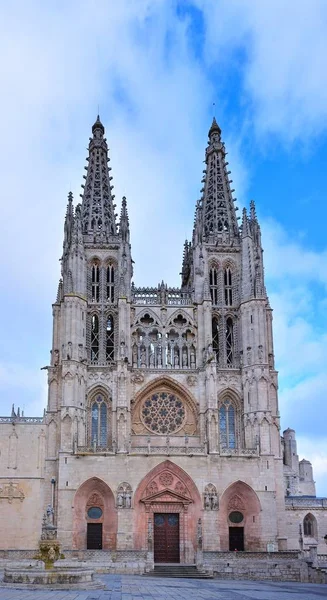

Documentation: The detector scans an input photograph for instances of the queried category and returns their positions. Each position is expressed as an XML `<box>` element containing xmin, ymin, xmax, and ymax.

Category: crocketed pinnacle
<box><xmin>63</xmin><ymin>191</ymin><xmax>74</xmax><ymax>254</ymax></box>
<box><xmin>119</xmin><ymin>196</ymin><xmax>130</xmax><ymax>243</ymax></box>
<box><xmin>80</xmin><ymin>116</ymin><xmax>117</xmax><ymax>239</ymax></box>
<box><xmin>194</xmin><ymin>119</ymin><xmax>239</xmax><ymax>245</ymax></box>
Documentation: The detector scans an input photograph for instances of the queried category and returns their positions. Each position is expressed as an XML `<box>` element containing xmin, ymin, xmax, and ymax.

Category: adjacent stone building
<box><xmin>1</xmin><ymin>117</ymin><xmax>326</xmax><ymax>562</ymax></box>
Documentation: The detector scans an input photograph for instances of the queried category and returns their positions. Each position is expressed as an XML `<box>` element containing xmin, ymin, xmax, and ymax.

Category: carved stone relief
<box><xmin>0</xmin><ymin>481</ymin><xmax>25</xmax><ymax>503</ymax></box>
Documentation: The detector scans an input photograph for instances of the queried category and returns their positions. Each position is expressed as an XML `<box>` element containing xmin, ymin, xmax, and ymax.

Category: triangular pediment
<box><xmin>141</xmin><ymin>487</ymin><xmax>192</xmax><ymax>505</ymax></box>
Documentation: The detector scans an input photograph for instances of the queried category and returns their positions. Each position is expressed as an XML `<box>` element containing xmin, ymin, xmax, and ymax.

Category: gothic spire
<box><xmin>80</xmin><ymin>116</ymin><xmax>117</xmax><ymax>240</ymax></box>
<box><xmin>194</xmin><ymin>119</ymin><xmax>239</xmax><ymax>246</ymax></box>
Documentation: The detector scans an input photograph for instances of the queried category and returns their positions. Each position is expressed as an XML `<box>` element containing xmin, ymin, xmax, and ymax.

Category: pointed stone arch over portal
<box><xmin>73</xmin><ymin>477</ymin><xmax>117</xmax><ymax>550</ymax></box>
<box><xmin>134</xmin><ymin>460</ymin><xmax>201</xmax><ymax>564</ymax></box>
<box><xmin>219</xmin><ymin>480</ymin><xmax>262</xmax><ymax>551</ymax></box>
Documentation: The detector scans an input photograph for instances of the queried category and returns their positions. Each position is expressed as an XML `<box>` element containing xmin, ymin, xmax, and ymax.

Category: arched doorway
<box><xmin>133</xmin><ymin>460</ymin><xmax>201</xmax><ymax>564</ymax></box>
<box><xmin>73</xmin><ymin>477</ymin><xmax>117</xmax><ymax>550</ymax></box>
<box><xmin>219</xmin><ymin>481</ymin><xmax>262</xmax><ymax>551</ymax></box>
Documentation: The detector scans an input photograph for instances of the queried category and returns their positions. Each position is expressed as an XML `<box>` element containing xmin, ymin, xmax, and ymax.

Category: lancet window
<box><xmin>226</xmin><ymin>317</ymin><xmax>234</xmax><ymax>365</ymax></box>
<box><xmin>224</xmin><ymin>267</ymin><xmax>233</xmax><ymax>306</ymax></box>
<box><xmin>212</xmin><ymin>317</ymin><xmax>220</xmax><ymax>362</ymax></box>
<box><xmin>209</xmin><ymin>266</ymin><xmax>219</xmax><ymax>305</ymax></box>
<box><xmin>219</xmin><ymin>398</ymin><xmax>236</xmax><ymax>448</ymax></box>
<box><xmin>106</xmin><ymin>315</ymin><xmax>115</xmax><ymax>362</ymax></box>
<box><xmin>303</xmin><ymin>514</ymin><xmax>317</xmax><ymax>538</ymax></box>
<box><xmin>91</xmin><ymin>314</ymin><xmax>99</xmax><ymax>363</ymax></box>
<box><xmin>106</xmin><ymin>265</ymin><xmax>115</xmax><ymax>303</ymax></box>
<box><xmin>91</xmin><ymin>264</ymin><xmax>100</xmax><ymax>302</ymax></box>
<box><xmin>91</xmin><ymin>394</ymin><xmax>108</xmax><ymax>447</ymax></box>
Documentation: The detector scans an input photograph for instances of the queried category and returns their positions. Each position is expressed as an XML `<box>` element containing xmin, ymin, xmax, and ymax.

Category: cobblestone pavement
<box><xmin>0</xmin><ymin>575</ymin><xmax>327</xmax><ymax>600</ymax></box>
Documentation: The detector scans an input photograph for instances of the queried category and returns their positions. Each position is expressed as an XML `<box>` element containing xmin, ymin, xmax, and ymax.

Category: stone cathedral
<box><xmin>0</xmin><ymin>117</ymin><xmax>326</xmax><ymax>568</ymax></box>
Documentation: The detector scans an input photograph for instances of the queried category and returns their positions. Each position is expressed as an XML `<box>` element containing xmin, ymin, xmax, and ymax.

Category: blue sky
<box><xmin>0</xmin><ymin>0</ymin><xmax>326</xmax><ymax>495</ymax></box>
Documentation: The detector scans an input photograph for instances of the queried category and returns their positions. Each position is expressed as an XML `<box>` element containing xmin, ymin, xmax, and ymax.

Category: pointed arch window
<box><xmin>224</xmin><ymin>267</ymin><xmax>233</xmax><ymax>306</ymax></box>
<box><xmin>91</xmin><ymin>314</ymin><xmax>99</xmax><ymax>363</ymax></box>
<box><xmin>303</xmin><ymin>514</ymin><xmax>317</xmax><ymax>538</ymax></box>
<box><xmin>226</xmin><ymin>317</ymin><xmax>234</xmax><ymax>365</ymax></box>
<box><xmin>91</xmin><ymin>264</ymin><xmax>100</xmax><ymax>302</ymax></box>
<box><xmin>219</xmin><ymin>398</ymin><xmax>236</xmax><ymax>448</ymax></box>
<box><xmin>106</xmin><ymin>315</ymin><xmax>114</xmax><ymax>362</ymax></box>
<box><xmin>91</xmin><ymin>395</ymin><xmax>108</xmax><ymax>446</ymax></box>
<box><xmin>106</xmin><ymin>265</ymin><xmax>115</xmax><ymax>302</ymax></box>
<box><xmin>209</xmin><ymin>266</ymin><xmax>218</xmax><ymax>305</ymax></box>
<box><xmin>212</xmin><ymin>317</ymin><xmax>220</xmax><ymax>362</ymax></box>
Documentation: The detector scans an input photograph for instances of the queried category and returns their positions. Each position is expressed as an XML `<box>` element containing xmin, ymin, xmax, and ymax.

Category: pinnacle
<box><xmin>92</xmin><ymin>114</ymin><xmax>105</xmax><ymax>135</ymax></box>
<box><xmin>208</xmin><ymin>117</ymin><xmax>221</xmax><ymax>138</ymax></box>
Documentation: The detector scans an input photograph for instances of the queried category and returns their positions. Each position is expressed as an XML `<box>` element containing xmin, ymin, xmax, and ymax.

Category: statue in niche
<box><xmin>140</xmin><ymin>346</ymin><xmax>146</xmax><ymax>367</ymax></box>
<box><xmin>204</xmin><ymin>492</ymin><xmax>211</xmax><ymax>510</ymax></box>
<box><xmin>204</xmin><ymin>484</ymin><xmax>218</xmax><ymax>510</ymax></box>
<box><xmin>157</xmin><ymin>344</ymin><xmax>162</xmax><ymax>367</ymax></box>
<box><xmin>67</xmin><ymin>341</ymin><xmax>72</xmax><ymax>360</ymax></box>
<box><xmin>149</xmin><ymin>351</ymin><xmax>155</xmax><ymax>367</ymax></box>
<box><xmin>182</xmin><ymin>348</ymin><xmax>188</xmax><ymax>367</ymax></box>
<box><xmin>120</xmin><ymin>331</ymin><xmax>126</xmax><ymax>359</ymax></box>
<box><xmin>132</xmin><ymin>345</ymin><xmax>138</xmax><ymax>367</ymax></box>
<box><xmin>117</xmin><ymin>482</ymin><xmax>133</xmax><ymax>508</ymax></box>
<box><xmin>53</xmin><ymin>349</ymin><xmax>59</xmax><ymax>367</ymax></box>
<box><xmin>190</xmin><ymin>348</ymin><xmax>196</xmax><ymax>368</ymax></box>
<box><xmin>258</xmin><ymin>345</ymin><xmax>263</xmax><ymax>362</ymax></box>
<box><xmin>174</xmin><ymin>349</ymin><xmax>179</xmax><ymax>368</ymax></box>
<box><xmin>197</xmin><ymin>518</ymin><xmax>203</xmax><ymax>550</ymax></box>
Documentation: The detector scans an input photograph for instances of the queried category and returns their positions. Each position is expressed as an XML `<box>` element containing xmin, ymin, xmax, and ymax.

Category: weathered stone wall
<box><xmin>0</xmin><ymin>421</ymin><xmax>45</xmax><ymax>549</ymax></box>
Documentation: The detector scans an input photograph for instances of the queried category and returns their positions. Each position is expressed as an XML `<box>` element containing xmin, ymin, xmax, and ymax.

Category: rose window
<box><xmin>141</xmin><ymin>392</ymin><xmax>186</xmax><ymax>434</ymax></box>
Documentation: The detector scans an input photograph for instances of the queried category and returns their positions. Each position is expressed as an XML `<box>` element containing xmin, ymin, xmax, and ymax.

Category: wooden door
<box><xmin>229</xmin><ymin>526</ymin><xmax>244</xmax><ymax>551</ymax></box>
<box><xmin>87</xmin><ymin>523</ymin><xmax>103</xmax><ymax>549</ymax></box>
<box><xmin>154</xmin><ymin>513</ymin><xmax>180</xmax><ymax>563</ymax></box>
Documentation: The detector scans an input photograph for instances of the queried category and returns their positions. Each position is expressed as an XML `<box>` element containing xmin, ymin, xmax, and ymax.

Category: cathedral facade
<box><xmin>0</xmin><ymin>117</ymin><xmax>326</xmax><ymax>563</ymax></box>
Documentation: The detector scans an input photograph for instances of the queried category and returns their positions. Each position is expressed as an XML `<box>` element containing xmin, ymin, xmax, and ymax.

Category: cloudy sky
<box><xmin>0</xmin><ymin>1</ymin><xmax>326</xmax><ymax>495</ymax></box>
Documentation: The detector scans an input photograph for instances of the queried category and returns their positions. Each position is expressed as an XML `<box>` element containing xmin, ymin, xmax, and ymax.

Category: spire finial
<box><xmin>208</xmin><ymin>116</ymin><xmax>221</xmax><ymax>139</ymax></box>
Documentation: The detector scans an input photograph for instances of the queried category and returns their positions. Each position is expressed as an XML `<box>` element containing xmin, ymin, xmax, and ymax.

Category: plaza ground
<box><xmin>0</xmin><ymin>575</ymin><xmax>327</xmax><ymax>600</ymax></box>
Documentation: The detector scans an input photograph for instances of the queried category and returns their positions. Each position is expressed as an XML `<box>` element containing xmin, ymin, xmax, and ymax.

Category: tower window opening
<box><xmin>106</xmin><ymin>315</ymin><xmax>114</xmax><ymax>362</ymax></box>
<box><xmin>91</xmin><ymin>395</ymin><xmax>108</xmax><ymax>447</ymax></box>
<box><xmin>106</xmin><ymin>265</ymin><xmax>115</xmax><ymax>302</ymax></box>
<box><xmin>226</xmin><ymin>317</ymin><xmax>234</xmax><ymax>365</ymax></box>
<box><xmin>212</xmin><ymin>317</ymin><xmax>219</xmax><ymax>362</ymax></box>
<box><xmin>91</xmin><ymin>314</ymin><xmax>99</xmax><ymax>363</ymax></box>
<box><xmin>219</xmin><ymin>399</ymin><xmax>236</xmax><ymax>448</ymax></box>
<box><xmin>209</xmin><ymin>266</ymin><xmax>218</xmax><ymax>305</ymax></box>
<box><xmin>91</xmin><ymin>264</ymin><xmax>100</xmax><ymax>302</ymax></box>
<box><xmin>224</xmin><ymin>267</ymin><xmax>233</xmax><ymax>306</ymax></box>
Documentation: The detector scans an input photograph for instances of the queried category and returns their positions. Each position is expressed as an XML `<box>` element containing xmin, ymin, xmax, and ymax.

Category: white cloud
<box><xmin>197</xmin><ymin>0</ymin><xmax>327</xmax><ymax>143</ymax></box>
<box><xmin>296</xmin><ymin>436</ymin><xmax>327</xmax><ymax>498</ymax></box>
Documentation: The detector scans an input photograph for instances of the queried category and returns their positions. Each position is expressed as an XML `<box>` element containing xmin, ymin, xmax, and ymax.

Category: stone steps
<box><xmin>144</xmin><ymin>564</ymin><xmax>213</xmax><ymax>579</ymax></box>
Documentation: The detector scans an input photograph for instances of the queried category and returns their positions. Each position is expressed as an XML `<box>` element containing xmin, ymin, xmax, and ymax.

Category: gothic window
<box><xmin>106</xmin><ymin>316</ymin><xmax>114</xmax><ymax>362</ymax></box>
<box><xmin>212</xmin><ymin>317</ymin><xmax>219</xmax><ymax>362</ymax></box>
<box><xmin>224</xmin><ymin>268</ymin><xmax>233</xmax><ymax>306</ymax></box>
<box><xmin>209</xmin><ymin>266</ymin><xmax>218</xmax><ymax>305</ymax></box>
<box><xmin>219</xmin><ymin>398</ymin><xmax>236</xmax><ymax>448</ymax></box>
<box><xmin>91</xmin><ymin>314</ymin><xmax>99</xmax><ymax>363</ymax></box>
<box><xmin>91</xmin><ymin>264</ymin><xmax>100</xmax><ymax>302</ymax></box>
<box><xmin>106</xmin><ymin>265</ymin><xmax>115</xmax><ymax>302</ymax></box>
<box><xmin>226</xmin><ymin>317</ymin><xmax>234</xmax><ymax>365</ymax></box>
<box><xmin>303</xmin><ymin>513</ymin><xmax>317</xmax><ymax>538</ymax></box>
<box><xmin>91</xmin><ymin>395</ymin><xmax>108</xmax><ymax>446</ymax></box>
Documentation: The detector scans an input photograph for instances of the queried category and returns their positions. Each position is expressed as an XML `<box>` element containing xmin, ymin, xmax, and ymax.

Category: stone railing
<box><xmin>132</xmin><ymin>284</ymin><xmax>192</xmax><ymax>306</ymax></box>
<box><xmin>219</xmin><ymin>446</ymin><xmax>259</xmax><ymax>457</ymax></box>
<box><xmin>285</xmin><ymin>497</ymin><xmax>327</xmax><ymax>508</ymax></box>
<box><xmin>131</xmin><ymin>444</ymin><xmax>206</xmax><ymax>456</ymax></box>
<box><xmin>0</xmin><ymin>416</ymin><xmax>44</xmax><ymax>424</ymax></box>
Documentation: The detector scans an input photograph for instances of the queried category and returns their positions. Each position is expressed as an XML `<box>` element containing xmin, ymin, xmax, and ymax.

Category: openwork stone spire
<box><xmin>195</xmin><ymin>118</ymin><xmax>239</xmax><ymax>245</ymax></box>
<box><xmin>81</xmin><ymin>116</ymin><xmax>117</xmax><ymax>240</ymax></box>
